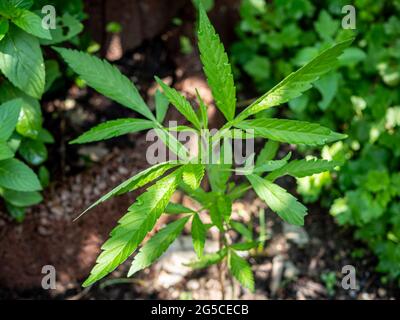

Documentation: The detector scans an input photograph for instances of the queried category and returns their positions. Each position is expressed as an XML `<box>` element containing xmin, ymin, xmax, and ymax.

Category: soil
<box><xmin>1</xmin><ymin>10</ymin><xmax>399</xmax><ymax>301</ymax></box>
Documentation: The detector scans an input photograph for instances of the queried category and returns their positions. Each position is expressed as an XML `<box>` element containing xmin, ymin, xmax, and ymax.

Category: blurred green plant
<box><xmin>231</xmin><ymin>0</ymin><xmax>400</xmax><ymax>281</ymax></box>
<box><xmin>0</xmin><ymin>0</ymin><xmax>84</xmax><ymax>221</ymax></box>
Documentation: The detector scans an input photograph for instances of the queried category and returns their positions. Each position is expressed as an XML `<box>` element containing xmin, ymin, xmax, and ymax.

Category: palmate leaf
<box><xmin>77</xmin><ymin>162</ymin><xmax>180</xmax><ymax>218</ymax></box>
<box><xmin>247</xmin><ymin>174</ymin><xmax>307</xmax><ymax>226</ymax></box>
<box><xmin>54</xmin><ymin>47</ymin><xmax>155</xmax><ymax>121</ymax></box>
<box><xmin>128</xmin><ymin>216</ymin><xmax>190</xmax><ymax>276</ymax></box>
<box><xmin>70</xmin><ymin>118</ymin><xmax>155</xmax><ymax>144</ymax></box>
<box><xmin>235</xmin><ymin>38</ymin><xmax>353</xmax><ymax>121</ymax></box>
<box><xmin>198</xmin><ymin>3</ymin><xmax>236</xmax><ymax>121</ymax></box>
<box><xmin>156</xmin><ymin>77</ymin><xmax>201</xmax><ymax>129</ymax></box>
<box><xmin>191</xmin><ymin>214</ymin><xmax>206</xmax><ymax>258</ymax></box>
<box><xmin>267</xmin><ymin>158</ymin><xmax>342</xmax><ymax>181</ymax></box>
<box><xmin>0</xmin><ymin>99</ymin><xmax>22</xmax><ymax>140</ymax></box>
<box><xmin>0</xmin><ymin>25</ymin><xmax>45</xmax><ymax>99</ymax></box>
<box><xmin>236</xmin><ymin>118</ymin><xmax>346</xmax><ymax>146</ymax></box>
<box><xmin>0</xmin><ymin>158</ymin><xmax>42</xmax><ymax>192</ymax></box>
<box><xmin>228</xmin><ymin>250</ymin><xmax>254</xmax><ymax>292</ymax></box>
<box><xmin>83</xmin><ymin>169</ymin><xmax>182</xmax><ymax>287</ymax></box>
<box><xmin>154</xmin><ymin>128</ymin><xmax>189</xmax><ymax>161</ymax></box>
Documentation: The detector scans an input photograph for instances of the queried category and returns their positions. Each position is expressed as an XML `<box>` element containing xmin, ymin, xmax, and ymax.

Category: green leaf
<box><xmin>0</xmin><ymin>81</ymin><xmax>43</xmax><ymax>139</ymax></box>
<box><xmin>83</xmin><ymin>169</ymin><xmax>182</xmax><ymax>287</ymax></box>
<box><xmin>70</xmin><ymin>118</ymin><xmax>155</xmax><ymax>144</ymax></box>
<box><xmin>2</xmin><ymin>189</ymin><xmax>42</xmax><ymax>207</ymax></box>
<box><xmin>236</xmin><ymin>118</ymin><xmax>347</xmax><ymax>146</ymax></box>
<box><xmin>5</xmin><ymin>202</ymin><xmax>25</xmax><ymax>222</ymax></box>
<box><xmin>235</xmin><ymin>39</ymin><xmax>353</xmax><ymax>121</ymax></box>
<box><xmin>155</xmin><ymin>77</ymin><xmax>201</xmax><ymax>129</ymax></box>
<box><xmin>44</xmin><ymin>60</ymin><xmax>61</xmax><ymax>92</ymax></box>
<box><xmin>79</xmin><ymin>162</ymin><xmax>180</xmax><ymax>217</ymax></box>
<box><xmin>182</xmin><ymin>164</ymin><xmax>205</xmax><ymax>190</ymax></box>
<box><xmin>230</xmin><ymin>241</ymin><xmax>258</xmax><ymax>251</ymax></box>
<box><xmin>0</xmin><ymin>158</ymin><xmax>42</xmax><ymax>191</ymax></box>
<box><xmin>256</xmin><ymin>140</ymin><xmax>279</xmax><ymax>166</ymax></box>
<box><xmin>238</xmin><ymin>152</ymin><xmax>291</xmax><ymax>175</ymax></box>
<box><xmin>0</xmin><ymin>17</ymin><xmax>9</xmax><ymax>41</ymax></box>
<box><xmin>154</xmin><ymin>128</ymin><xmax>189</xmax><ymax>161</ymax></box>
<box><xmin>128</xmin><ymin>216</ymin><xmax>190</xmax><ymax>276</ymax></box>
<box><xmin>192</xmin><ymin>214</ymin><xmax>206</xmax><ymax>258</ymax></box>
<box><xmin>314</xmin><ymin>72</ymin><xmax>339</xmax><ymax>110</ymax></box>
<box><xmin>155</xmin><ymin>89</ymin><xmax>169</xmax><ymax>123</ymax></box>
<box><xmin>0</xmin><ymin>99</ymin><xmax>22</xmax><ymax>140</ymax></box>
<box><xmin>40</xmin><ymin>13</ymin><xmax>83</xmax><ymax>45</ymax></box>
<box><xmin>228</xmin><ymin>250</ymin><xmax>254</xmax><ymax>291</ymax></box>
<box><xmin>38</xmin><ymin>165</ymin><xmax>50</xmax><ymax>188</ymax></box>
<box><xmin>247</xmin><ymin>174</ymin><xmax>307</xmax><ymax>226</ymax></box>
<box><xmin>230</xmin><ymin>221</ymin><xmax>253</xmax><ymax>241</ymax></box>
<box><xmin>196</xmin><ymin>89</ymin><xmax>208</xmax><ymax>129</ymax></box>
<box><xmin>18</xmin><ymin>139</ymin><xmax>47</xmax><ymax>165</ymax></box>
<box><xmin>267</xmin><ymin>158</ymin><xmax>342</xmax><ymax>181</ymax></box>
<box><xmin>165</xmin><ymin>202</ymin><xmax>196</xmax><ymax>214</ymax></box>
<box><xmin>314</xmin><ymin>10</ymin><xmax>339</xmax><ymax>40</ymax></box>
<box><xmin>10</xmin><ymin>9</ymin><xmax>52</xmax><ymax>40</ymax></box>
<box><xmin>198</xmin><ymin>3</ymin><xmax>236</xmax><ymax>121</ymax></box>
<box><xmin>186</xmin><ymin>248</ymin><xmax>227</xmax><ymax>269</ymax></box>
<box><xmin>0</xmin><ymin>25</ymin><xmax>45</xmax><ymax>99</ymax></box>
<box><xmin>0</xmin><ymin>141</ymin><xmax>14</xmax><ymax>160</ymax></box>
<box><xmin>53</xmin><ymin>47</ymin><xmax>155</xmax><ymax>120</ymax></box>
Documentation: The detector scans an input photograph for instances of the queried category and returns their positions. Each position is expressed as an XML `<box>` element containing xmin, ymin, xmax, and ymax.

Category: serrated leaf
<box><xmin>267</xmin><ymin>158</ymin><xmax>342</xmax><ymax>181</ymax></box>
<box><xmin>0</xmin><ymin>25</ymin><xmax>45</xmax><ymax>99</ymax></box>
<box><xmin>235</xmin><ymin>39</ymin><xmax>353</xmax><ymax>121</ymax></box>
<box><xmin>128</xmin><ymin>216</ymin><xmax>190</xmax><ymax>276</ymax></box>
<box><xmin>256</xmin><ymin>140</ymin><xmax>279</xmax><ymax>166</ymax></box>
<box><xmin>10</xmin><ymin>9</ymin><xmax>52</xmax><ymax>40</ymax></box>
<box><xmin>196</xmin><ymin>89</ymin><xmax>208</xmax><ymax>129</ymax></box>
<box><xmin>2</xmin><ymin>189</ymin><xmax>42</xmax><ymax>207</ymax></box>
<box><xmin>0</xmin><ymin>141</ymin><xmax>14</xmax><ymax>160</ymax></box>
<box><xmin>228</xmin><ymin>250</ymin><xmax>254</xmax><ymax>291</ymax></box>
<box><xmin>156</xmin><ymin>77</ymin><xmax>201</xmax><ymax>129</ymax></box>
<box><xmin>165</xmin><ymin>202</ymin><xmax>196</xmax><ymax>214</ymax></box>
<box><xmin>53</xmin><ymin>47</ymin><xmax>154</xmax><ymax>120</ymax></box>
<box><xmin>0</xmin><ymin>99</ymin><xmax>22</xmax><ymax>140</ymax></box>
<box><xmin>155</xmin><ymin>89</ymin><xmax>169</xmax><ymax>123</ymax></box>
<box><xmin>70</xmin><ymin>118</ymin><xmax>155</xmax><ymax>144</ymax></box>
<box><xmin>237</xmin><ymin>152</ymin><xmax>291</xmax><ymax>175</ymax></box>
<box><xmin>154</xmin><ymin>128</ymin><xmax>189</xmax><ymax>161</ymax></box>
<box><xmin>0</xmin><ymin>158</ymin><xmax>42</xmax><ymax>191</ymax></box>
<box><xmin>186</xmin><ymin>248</ymin><xmax>227</xmax><ymax>269</ymax></box>
<box><xmin>236</xmin><ymin>118</ymin><xmax>346</xmax><ymax>146</ymax></box>
<box><xmin>182</xmin><ymin>164</ymin><xmax>205</xmax><ymax>190</ymax></box>
<box><xmin>78</xmin><ymin>162</ymin><xmax>180</xmax><ymax>218</ymax></box>
<box><xmin>247</xmin><ymin>174</ymin><xmax>307</xmax><ymax>226</ymax></box>
<box><xmin>198</xmin><ymin>4</ymin><xmax>236</xmax><ymax>121</ymax></box>
<box><xmin>83</xmin><ymin>169</ymin><xmax>182</xmax><ymax>287</ymax></box>
<box><xmin>192</xmin><ymin>214</ymin><xmax>206</xmax><ymax>258</ymax></box>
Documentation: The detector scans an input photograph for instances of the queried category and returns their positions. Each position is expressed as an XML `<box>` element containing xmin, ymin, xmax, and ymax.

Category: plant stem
<box><xmin>218</xmin><ymin>231</ymin><xmax>226</xmax><ymax>300</ymax></box>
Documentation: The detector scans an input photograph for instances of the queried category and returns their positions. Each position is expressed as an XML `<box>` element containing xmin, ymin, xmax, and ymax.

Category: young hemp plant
<box><xmin>55</xmin><ymin>5</ymin><xmax>352</xmax><ymax>292</ymax></box>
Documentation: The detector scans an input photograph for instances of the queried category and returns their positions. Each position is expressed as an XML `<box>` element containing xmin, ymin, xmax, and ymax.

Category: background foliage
<box><xmin>230</xmin><ymin>0</ymin><xmax>400</xmax><ymax>281</ymax></box>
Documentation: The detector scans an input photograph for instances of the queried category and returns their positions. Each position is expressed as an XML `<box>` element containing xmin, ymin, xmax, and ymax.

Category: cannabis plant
<box><xmin>0</xmin><ymin>0</ymin><xmax>84</xmax><ymax>221</ymax></box>
<box><xmin>56</xmin><ymin>4</ymin><xmax>351</xmax><ymax>291</ymax></box>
